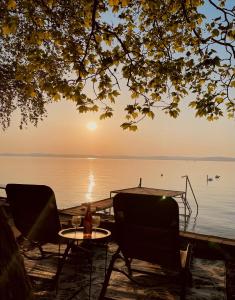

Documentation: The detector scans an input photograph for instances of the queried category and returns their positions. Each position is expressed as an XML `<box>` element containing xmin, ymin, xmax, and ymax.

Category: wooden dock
<box><xmin>60</xmin><ymin>197</ymin><xmax>113</xmax><ymax>216</ymax></box>
<box><xmin>60</xmin><ymin>186</ymin><xmax>188</xmax><ymax>217</ymax></box>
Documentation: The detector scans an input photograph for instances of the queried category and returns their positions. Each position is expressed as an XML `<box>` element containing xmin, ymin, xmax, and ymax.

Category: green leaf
<box><xmin>129</xmin><ymin>125</ymin><xmax>138</xmax><ymax>131</ymax></box>
<box><xmin>211</xmin><ymin>29</ymin><xmax>219</xmax><ymax>37</ymax></box>
<box><xmin>147</xmin><ymin>111</ymin><xmax>155</xmax><ymax>119</ymax></box>
<box><xmin>215</xmin><ymin>97</ymin><xmax>223</xmax><ymax>104</ymax></box>
<box><xmin>99</xmin><ymin>112</ymin><xmax>113</xmax><ymax>120</ymax></box>
<box><xmin>7</xmin><ymin>0</ymin><xmax>16</xmax><ymax>9</ymax></box>
<box><xmin>121</xmin><ymin>122</ymin><xmax>131</xmax><ymax>130</ymax></box>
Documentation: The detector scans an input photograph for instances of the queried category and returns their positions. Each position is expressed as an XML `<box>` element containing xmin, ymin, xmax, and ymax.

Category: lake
<box><xmin>0</xmin><ymin>156</ymin><xmax>234</xmax><ymax>239</ymax></box>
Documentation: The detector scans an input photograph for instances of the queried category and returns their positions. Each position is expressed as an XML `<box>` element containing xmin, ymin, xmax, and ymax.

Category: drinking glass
<box><xmin>71</xmin><ymin>215</ymin><xmax>82</xmax><ymax>237</ymax></box>
<box><xmin>92</xmin><ymin>215</ymin><xmax>100</xmax><ymax>237</ymax></box>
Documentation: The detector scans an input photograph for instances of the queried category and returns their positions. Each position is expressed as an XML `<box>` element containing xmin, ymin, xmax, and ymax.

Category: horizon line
<box><xmin>0</xmin><ymin>152</ymin><xmax>235</xmax><ymax>162</ymax></box>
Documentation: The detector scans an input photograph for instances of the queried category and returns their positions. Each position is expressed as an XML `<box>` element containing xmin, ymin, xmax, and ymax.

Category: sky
<box><xmin>1</xmin><ymin>93</ymin><xmax>235</xmax><ymax>157</ymax></box>
<box><xmin>1</xmin><ymin>1</ymin><xmax>235</xmax><ymax>158</ymax></box>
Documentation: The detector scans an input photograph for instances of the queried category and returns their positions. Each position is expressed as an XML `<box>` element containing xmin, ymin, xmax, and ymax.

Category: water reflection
<box><xmin>85</xmin><ymin>172</ymin><xmax>95</xmax><ymax>201</ymax></box>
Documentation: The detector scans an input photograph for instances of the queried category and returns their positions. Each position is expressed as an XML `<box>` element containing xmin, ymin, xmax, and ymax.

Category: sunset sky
<box><xmin>1</xmin><ymin>1</ymin><xmax>235</xmax><ymax>158</ymax></box>
<box><xmin>1</xmin><ymin>93</ymin><xmax>235</xmax><ymax>158</ymax></box>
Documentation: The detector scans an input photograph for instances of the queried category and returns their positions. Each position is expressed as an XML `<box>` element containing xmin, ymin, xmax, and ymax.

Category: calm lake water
<box><xmin>0</xmin><ymin>156</ymin><xmax>234</xmax><ymax>239</ymax></box>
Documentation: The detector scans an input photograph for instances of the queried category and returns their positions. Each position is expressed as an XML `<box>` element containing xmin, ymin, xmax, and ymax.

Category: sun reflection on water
<box><xmin>85</xmin><ymin>172</ymin><xmax>95</xmax><ymax>201</ymax></box>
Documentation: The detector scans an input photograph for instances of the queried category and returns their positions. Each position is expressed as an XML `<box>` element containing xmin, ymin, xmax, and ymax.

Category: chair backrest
<box><xmin>6</xmin><ymin>184</ymin><xmax>61</xmax><ymax>244</ymax></box>
<box><xmin>113</xmin><ymin>193</ymin><xmax>181</xmax><ymax>270</ymax></box>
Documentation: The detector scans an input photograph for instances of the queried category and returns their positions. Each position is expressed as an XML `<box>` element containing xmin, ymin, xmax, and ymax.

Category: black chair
<box><xmin>6</xmin><ymin>184</ymin><xmax>61</xmax><ymax>259</ymax></box>
<box><xmin>99</xmin><ymin>193</ymin><xmax>192</xmax><ymax>300</ymax></box>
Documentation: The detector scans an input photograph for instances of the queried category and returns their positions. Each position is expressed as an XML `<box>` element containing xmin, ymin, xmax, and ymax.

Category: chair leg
<box><xmin>98</xmin><ymin>249</ymin><xmax>120</xmax><ymax>300</ymax></box>
<box><xmin>123</xmin><ymin>256</ymin><xmax>132</xmax><ymax>276</ymax></box>
<box><xmin>38</xmin><ymin>243</ymin><xmax>45</xmax><ymax>258</ymax></box>
<box><xmin>20</xmin><ymin>239</ymin><xmax>46</xmax><ymax>260</ymax></box>
<box><xmin>180</xmin><ymin>268</ymin><xmax>192</xmax><ymax>300</ymax></box>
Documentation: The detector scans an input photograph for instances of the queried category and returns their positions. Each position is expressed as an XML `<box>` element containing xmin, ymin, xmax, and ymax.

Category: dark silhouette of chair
<box><xmin>99</xmin><ymin>193</ymin><xmax>192</xmax><ymax>300</ymax></box>
<box><xmin>6</xmin><ymin>184</ymin><xmax>61</xmax><ymax>259</ymax></box>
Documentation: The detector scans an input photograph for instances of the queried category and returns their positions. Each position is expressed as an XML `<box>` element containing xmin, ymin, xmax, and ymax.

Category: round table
<box><xmin>55</xmin><ymin>227</ymin><xmax>111</xmax><ymax>299</ymax></box>
<box><xmin>58</xmin><ymin>227</ymin><xmax>111</xmax><ymax>241</ymax></box>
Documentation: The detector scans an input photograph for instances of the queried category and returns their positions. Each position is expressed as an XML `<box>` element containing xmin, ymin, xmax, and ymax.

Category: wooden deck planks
<box><xmin>110</xmin><ymin>186</ymin><xmax>185</xmax><ymax>197</ymax></box>
<box><xmin>23</xmin><ymin>242</ymin><xmax>230</xmax><ymax>300</ymax></box>
<box><xmin>180</xmin><ymin>230</ymin><xmax>235</xmax><ymax>247</ymax></box>
<box><xmin>60</xmin><ymin>197</ymin><xmax>113</xmax><ymax>216</ymax></box>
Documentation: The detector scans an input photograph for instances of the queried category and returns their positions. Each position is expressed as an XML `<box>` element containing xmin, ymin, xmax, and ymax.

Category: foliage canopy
<box><xmin>0</xmin><ymin>0</ymin><xmax>234</xmax><ymax>130</ymax></box>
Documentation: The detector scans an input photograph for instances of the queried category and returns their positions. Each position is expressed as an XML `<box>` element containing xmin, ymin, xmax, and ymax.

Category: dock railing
<box><xmin>182</xmin><ymin>175</ymin><xmax>199</xmax><ymax>217</ymax></box>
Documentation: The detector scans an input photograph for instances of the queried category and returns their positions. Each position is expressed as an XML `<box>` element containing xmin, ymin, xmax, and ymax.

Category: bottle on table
<box><xmin>83</xmin><ymin>204</ymin><xmax>92</xmax><ymax>239</ymax></box>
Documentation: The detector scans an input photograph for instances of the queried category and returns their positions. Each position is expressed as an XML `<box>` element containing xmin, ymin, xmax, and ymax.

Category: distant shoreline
<box><xmin>0</xmin><ymin>153</ymin><xmax>235</xmax><ymax>162</ymax></box>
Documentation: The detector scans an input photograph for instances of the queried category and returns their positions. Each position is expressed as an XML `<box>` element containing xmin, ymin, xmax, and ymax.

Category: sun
<box><xmin>86</xmin><ymin>121</ymin><xmax>97</xmax><ymax>131</ymax></box>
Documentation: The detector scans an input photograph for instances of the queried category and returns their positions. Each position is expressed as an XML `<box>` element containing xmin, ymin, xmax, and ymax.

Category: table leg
<box><xmin>104</xmin><ymin>242</ymin><xmax>108</xmax><ymax>275</ymax></box>
<box><xmin>66</xmin><ymin>252</ymin><xmax>93</xmax><ymax>300</ymax></box>
<box><xmin>54</xmin><ymin>240</ymin><xmax>74</xmax><ymax>292</ymax></box>
<box><xmin>89</xmin><ymin>255</ymin><xmax>93</xmax><ymax>300</ymax></box>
